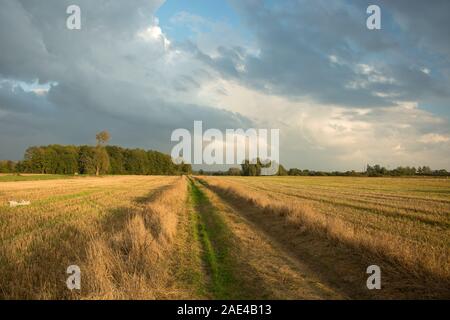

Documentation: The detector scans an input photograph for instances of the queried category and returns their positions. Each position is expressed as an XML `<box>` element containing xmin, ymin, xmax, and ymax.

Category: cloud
<box><xmin>197</xmin><ymin>77</ymin><xmax>450</xmax><ymax>170</ymax></box>
<box><xmin>379</xmin><ymin>0</ymin><xmax>450</xmax><ymax>56</ymax></box>
<box><xmin>0</xmin><ymin>0</ymin><xmax>252</xmax><ymax>159</ymax></box>
<box><xmin>171</xmin><ymin>0</ymin><xmax>450</xmax><ymax>169</ymax></box>
<box><xmin>0</xmin><ymin>0</ymin><xmax>448</xmax><ymax>170</ymax></box>
<box><xmin>419</xmin><ymin>133</ymin><xmax>450</xmax><ymax>144</ymax></box>
<box><xmin>192</xmin><ymin>0</ymin><xmax>450</xmax><ymax>109</ymax></box>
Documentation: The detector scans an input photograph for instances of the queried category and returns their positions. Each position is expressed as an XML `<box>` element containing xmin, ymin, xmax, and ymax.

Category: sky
<box><xmin>0</xmin><ymin>0</ymin><xmax>449</xmax><ymax>170</ymax></box>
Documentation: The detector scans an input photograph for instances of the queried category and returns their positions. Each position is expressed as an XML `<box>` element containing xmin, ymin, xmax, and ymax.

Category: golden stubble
<box><xmin>0</xmin><ymin>175</ymin><xmax>187</xmax><ymax>299</ymax></box>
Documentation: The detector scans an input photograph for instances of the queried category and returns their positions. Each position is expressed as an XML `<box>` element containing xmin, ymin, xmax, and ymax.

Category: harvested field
<box><xmin>1</xmin><ymin>175</ymin><xmax>449</xmax><ymax>299</ymax></box>
<box><xmin>0</xmin><ymin>175</ymin><xmax>186</xmax><ymax>299</ymax></box>
<box><xmin>198</xmin><ymin>176</ymin><xmax>450</xmax><ymax>298</ymax></box>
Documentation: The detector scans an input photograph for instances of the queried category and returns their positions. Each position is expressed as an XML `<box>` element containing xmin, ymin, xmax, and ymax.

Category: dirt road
<box><xmin>170</xmin><ymin>178</ymin><xmax>448</xmax><ymax>299</ymax></box>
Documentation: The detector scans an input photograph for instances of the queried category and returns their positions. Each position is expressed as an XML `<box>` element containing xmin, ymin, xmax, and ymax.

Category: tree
<box><xmin>277</xmin><ymin>165</ymin><xmax>288</xmax><ymax>176</ymax></box>
<box><xmin>78</xmin><ymin>146</ymin><xmax>96</xmax><ymax>174</ymax></box>
<box><xmin>228</xmin><ymin>167</ymin><xmax>241</xmax><ymax>176</ymax></box>
<box><xmin>106</xmin><ymin>146</ymin><xmax>126</xmax><ymax>174</ymax></box>
<box><xmin>366</xmin><ymin>164</ymin><xmax>387</xmax><ymax>177</ymax></box>
<box><xmin>93</xmin><ymin>131</ymin><xmax>111</xmax><ymax>176</ymax></box>
<box><xmin>96</xmin><ymin>130</ymin><xmax>110</xmax><ymax>146</ymax></box>
<box><xmin>125</xmin><ymin>149</ymin><xmax>149</xmax><ymax>174</ymax></box>
<box><xmin>241</xmin><ymin>159</ymin><xmax>261</xmax><ymax>176</ymax></box>
<box><xmin>94</xmin><ymin>147</ymin><xmax>110</xmax><ymax>176</ymax></box>
<box><xmin>180</xmin><ymin>162</ymin><xmax>192</xmax><ymax>175</ymax></box>
<box><xmin>0</xmin><ymin>160</ymin><xmax>16</xmax><ymax>173</ymax></box>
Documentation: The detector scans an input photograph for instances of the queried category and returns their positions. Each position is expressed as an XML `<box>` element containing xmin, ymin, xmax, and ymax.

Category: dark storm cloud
<box><xmin>379</xmin><ymin>0</ymin><xmax>450</xmax><ymax>57</ymax></box>
<box><xmin>0</xmin><ymin>84</ymin><xmax>51</xmax><ymax>114</ymax></box>
<box><xmin>0</xmin><ymin>0</ymin><xmax>252</xmax><ymax>159</ymax></box>
<box><xmin>0</xmin><ymin>0</ymin><xmax>449</xmax><ymax>169</ymax></box>
<box><xmin>0</xmin><ymin>81</ymin><xmax>250</xmax><ymax>160</ymax></box>
<box><xmin>194</xmin><ymin>0</ymin><xmax>450</xmax><ymax>108</ymax></box>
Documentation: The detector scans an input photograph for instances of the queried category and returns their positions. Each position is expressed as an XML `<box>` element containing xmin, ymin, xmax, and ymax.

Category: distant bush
<box><xmin>365</xmin><ymin>164</ymin><xmax>449</xmax><ymax>177</ymax></box>
<box><xmin>0</xmin><ymin>160</ymin><xmax>16</xmax><ymax>173</ymax></box>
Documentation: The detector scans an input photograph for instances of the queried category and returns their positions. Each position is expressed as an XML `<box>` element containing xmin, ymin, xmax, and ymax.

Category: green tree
<box><xmin>78</xmin><ymin>146</ymin><xmax>96</xmax><ymax>174</ymax></box>
<box><xmin>0</xmin><ymin>160</ymin><xmax>16</xmax><ymax>173</ymax></box>
<box><xmin>94</xmin><ymin>131</ymin><xmax>111</xmax><ymax>176</ymax></box>
<box><xmin>227</xmin><ymin>167</ymin><xmax>241</xmax><ymax>176</ymax></box>
<box><xmin>277</xmin><ymin>164</ymin><xmax>288</xmax><ymax>176</ymax></box>
<box><xmin>241</xmin><ymin>159</ymin><xmax>260</xmax><ymax>176</ymax></box>
<box><xmin>94</xmin><ymin>147</ymin><xmax>110</xmax><ymax>176</ymax></box>
<box><xmin>180</xmin><ymin>162</ymin><xmax>192</xmax><ymax>175</ymax></box>
<box><xmin>106</xmin><ymin>146</ymin><xmax>126</xmax><ymax>174</ymax></box>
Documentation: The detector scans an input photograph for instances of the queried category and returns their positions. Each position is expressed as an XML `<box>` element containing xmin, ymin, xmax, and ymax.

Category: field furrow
<box><xmin>0</xmin><ymin>176</ymin><xmax>184</xmax><ymax>299</ymax></box>
<box><xmin>1</xmin><ymin>174</ymin><xmax>449</xmax><ymax>299</ymax></box>
<box><xmin>199</xmin><ymin>176</ymin><xmax>450</xmax><ymax>299</ymax></box>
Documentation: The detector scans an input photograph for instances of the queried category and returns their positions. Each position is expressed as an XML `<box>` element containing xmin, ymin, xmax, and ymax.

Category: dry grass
<box><xmin>0</xmin><ymin>175</ymin><xmax>187</xmax><ymax>299</ymax></box>
<box><xmin>2</xmin><ymin>174</ymin><xmax>448</xmax><ymax>299</ymax></box>
<box><xmin>198</xmin><ymin>181</ymin><xmax>344</xmax><ymax>299</ymax></box>
<box><xmin>200</xmin><ymin>176</ymin><xmax>450</xmax><ymax>286</ymax></box>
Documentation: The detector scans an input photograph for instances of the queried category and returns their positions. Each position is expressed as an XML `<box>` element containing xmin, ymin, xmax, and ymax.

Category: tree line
<box><xmin>0</xmin><ymin>131</ymin><xmax>191</xmax><ymax>176</ymax></box>
<box><xmin>1</xmin><ymin>136</ymin><xmax>447</xmax><ymax>177</ymax></box>
<box><xmin>364</xmin><ymin>164</ymin><xmax>448</xmax><ymax>177</ymax></box>
<box><xmin>196</xmin><ymin>160</ymin><xmax>449</xmax><ymax>177</ymax></box>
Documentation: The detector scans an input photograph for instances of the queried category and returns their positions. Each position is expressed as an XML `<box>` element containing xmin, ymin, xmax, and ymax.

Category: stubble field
<box><xmin>0</xmin><ymin>175</ymin><xmax>449</xmax><ymax>299</ymax></box>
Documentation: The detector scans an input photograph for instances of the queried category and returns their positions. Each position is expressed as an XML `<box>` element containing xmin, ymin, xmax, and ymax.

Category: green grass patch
<box><xmin>189</xmin><ymin>180</ymin><xmax>237</xmax><ymax>299</ymax></box>
<box><xmin>173</xmin><ymin>184</ymin><xmax>209</xmax><ymax>298</ymax></box>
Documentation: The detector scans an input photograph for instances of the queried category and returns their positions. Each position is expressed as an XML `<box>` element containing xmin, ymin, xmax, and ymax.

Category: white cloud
<box><xmin>137</xmin><ymin>20</ymin><xmax>171</xmax><ymax>50</ymax></box>
<box><xmin>419</xmin><ymin>133</ymin><xmax>450</xmax><ymax>144</ymax></box>
<box><xmin>0</xmin><ymin>0</ymin><xmax>449</xmax><ymax>170</ymax></box>
<box><xmin>191</xmin><ymin>76</ymin><xmax>450</xmax><ymax>169</ymax></box>
<box><xmin>328</xmin><ymin>55</ymin><xmax>339</xmax><ymax>64</ymax></box>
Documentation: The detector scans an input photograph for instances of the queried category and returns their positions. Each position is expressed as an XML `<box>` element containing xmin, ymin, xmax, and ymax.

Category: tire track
<box><xmin>198</xmin><ymin>178</ymin><xmax>450</xmax><ymax>299</ymax></box>
<box><xmin>190</xmin><ymin>178</ymin><xmax>344</xmax><ymax>299</ymax></box>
